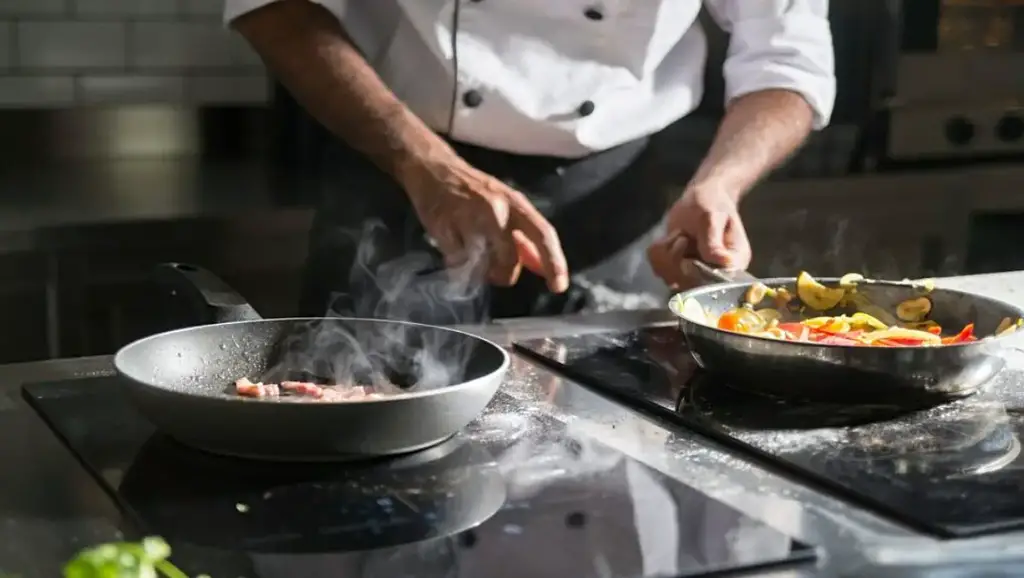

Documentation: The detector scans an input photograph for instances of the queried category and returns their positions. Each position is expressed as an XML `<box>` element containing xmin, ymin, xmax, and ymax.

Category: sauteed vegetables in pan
<box><xmin>679</xmin><ymin>271</ymin><xmax>1023</xmax><ymax>347</ymax></box>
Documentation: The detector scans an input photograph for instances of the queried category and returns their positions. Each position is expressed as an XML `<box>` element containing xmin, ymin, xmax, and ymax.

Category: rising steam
<box><xmin>260</xmin><ymin>220</ymin><xmax>491</xmax><ymax>393</ymax></box>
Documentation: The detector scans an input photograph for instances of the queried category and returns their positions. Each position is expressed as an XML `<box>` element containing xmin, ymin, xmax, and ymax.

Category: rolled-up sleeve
<box><xmin>223</xmin><ymin>0</ymin><xmax>393</xmax><ymax>64</ymax></box>
<box><xmin>224</xmin><ymin>0</ymin><xmax>348</xmax><ymax>25</ymax></box>
<box><xmin>703</xmin><ymin>0</ymin><xmax>836</xmax><ymax>129</ymax></box>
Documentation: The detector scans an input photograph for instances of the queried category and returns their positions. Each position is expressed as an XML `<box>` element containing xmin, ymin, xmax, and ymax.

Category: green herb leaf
<box><xmin>63</xmin><ymin>537</ymin><xmax>188</xmax><ymax>578</ymax></box>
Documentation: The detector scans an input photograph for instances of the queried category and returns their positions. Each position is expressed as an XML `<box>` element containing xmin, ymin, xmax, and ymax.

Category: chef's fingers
<box><xmin>646</xmin><ymin>234</ymin><xmax>681</xmax><ymax>289</ymax></box>
<box><xmin>512</xmin><ymin>230</ymin><xmax>546</xmax><ymax>278</ymax></box>
<box><xmin>509</xmin><ymin>197</ymin><xmax>570</xmax><ymax>293</ymax></box>
<box><xmin>429</xmin><ymin>227</ymin><xmax>468</xmax><ymax>269</ymax></box>
<box><xmin>645</xmin><ymin>238</ymin><xmax>667</xmax><ymax>284</ymax></box>
<box><xmin>459</xmin><ymin>194</ymin><xmax>520</xmax><ymax>287</ymax></box>
<box><xmin>696</xmin><ymin>210</ymin><xmax>733</xmax><ymax>267</ymax></box>
<box><xmin>668</xmin><ymin>235</ymin><xmax>689</xmax><ymax>263</ymax></box>
<box><xmin>648</xmin><ymin>234</ymin><xmax>688</xmax><ymax>290</ymax></box>
<box><xmin>485</xmin><ymin>229</ymin><xmax>522</xmax><ymax>287</ymax></box>
<box><xmin>723</xmin><ymin>212</ymin><xmax>752</xmax><ymax>270</ymax></box>
<box><xmin>668</xmin><ymin>236</ymin><xmax>697</xmax><ymax>289</ymax></box>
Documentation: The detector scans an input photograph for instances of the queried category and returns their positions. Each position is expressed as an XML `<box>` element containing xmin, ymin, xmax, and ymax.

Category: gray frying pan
<box><xmin>669</xmin><ymin>264</ymin><xmax>1024</xmax><ymax>403</ymax></box>
<box><xmin>113</xmin><ymin>263</ymin><xmax>509</xmax><ymax>461</ymax></box>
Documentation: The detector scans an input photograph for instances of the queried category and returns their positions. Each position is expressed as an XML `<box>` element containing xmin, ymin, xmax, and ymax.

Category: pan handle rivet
<box><xmin>458</xmin><ymin>530</ymin><xmax>477</xmax><ymax>548</ymax></box>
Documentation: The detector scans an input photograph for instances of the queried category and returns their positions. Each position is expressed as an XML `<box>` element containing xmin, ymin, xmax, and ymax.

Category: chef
<box><xmin>225</xmin><ymin>0</ymin><xmax>835</xmax><ymax>323</ymax></box>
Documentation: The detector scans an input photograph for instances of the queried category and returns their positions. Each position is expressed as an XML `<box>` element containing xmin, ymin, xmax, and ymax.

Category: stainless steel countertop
<box><xmin>3</xmin><ymin>272</ymin><xmax>1024</xmax><ymax>577</ymax></box>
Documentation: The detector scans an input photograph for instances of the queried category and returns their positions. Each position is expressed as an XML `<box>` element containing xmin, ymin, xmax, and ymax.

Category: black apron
<box><xmin>298</xmin><ymin>129</ymin><xmax>700</xmax><ymax>323</ymax></box>
<box><xmin>285</xmin><ymin>3</ymin><xmax>743</xmax><ymax>323</ymax></box>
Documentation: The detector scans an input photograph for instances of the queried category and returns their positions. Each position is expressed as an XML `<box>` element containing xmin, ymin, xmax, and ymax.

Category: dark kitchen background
<box><xmin>0</xmin><ymin>0</ymin><xmax>1021</xmax><ymax>364</ymax></box>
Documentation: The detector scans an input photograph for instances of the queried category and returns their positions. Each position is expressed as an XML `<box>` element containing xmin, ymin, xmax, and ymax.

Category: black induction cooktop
<box><xmin>24</xmin><ymin>376</ymin><xmax>815</xmax><ymax>578</ymax></box>
<box><xmin>514</xmin><ymin>327</ymin><xmax>1024</xmax><ymax>539</ymax></box>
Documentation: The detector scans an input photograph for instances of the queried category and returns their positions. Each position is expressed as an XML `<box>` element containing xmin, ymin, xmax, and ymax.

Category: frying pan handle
<box><xmin>154</xmin><ymin>263</ymin><xmax>263</xmax><ymax>324</ymax></box>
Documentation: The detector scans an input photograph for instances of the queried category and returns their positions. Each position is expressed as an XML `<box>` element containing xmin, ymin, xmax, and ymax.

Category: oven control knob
<box><xmin>996</xmin><ymin>114</ymin><xmax>1024</xmax><ymax>142</ymax></box>
<box><xmin>944</xmin><ymin>117</ymin><xmax>975</xmax><ymax>146</ymax></box>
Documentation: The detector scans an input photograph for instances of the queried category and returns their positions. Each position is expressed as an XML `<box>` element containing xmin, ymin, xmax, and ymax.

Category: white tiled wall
<box><xmin>0</xmin><ymin>0</ymin><xmax>269</xmax><ymax>108</ymax></box>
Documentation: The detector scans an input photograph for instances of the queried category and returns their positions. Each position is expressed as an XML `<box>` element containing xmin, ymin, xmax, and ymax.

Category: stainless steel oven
<box><xmin>885</xmin><ymin>0</ymin><xmax>1024</xmax><ymax>162</ymax></box>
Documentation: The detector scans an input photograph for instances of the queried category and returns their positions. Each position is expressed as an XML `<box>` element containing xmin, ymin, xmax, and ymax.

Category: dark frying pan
<box><xmin>668</xmin><ymin>270</ymin><xmax>1024</xmax><ymax>403</ymax></box>
<box><xmin>113</xmin><ymin>263</ymin><xmax>510</xmax><ymax>461</ymax></box>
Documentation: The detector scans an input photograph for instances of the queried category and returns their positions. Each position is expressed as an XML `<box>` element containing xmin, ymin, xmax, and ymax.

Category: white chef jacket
<box><xmin>225</xmin><ymin>0</ymin><xmax>836</xmax><ymax>159</ymax></box>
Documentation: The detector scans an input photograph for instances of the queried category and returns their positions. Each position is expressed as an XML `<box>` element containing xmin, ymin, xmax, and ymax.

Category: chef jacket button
<box><xmin>577</xmin><ymin>100</ymin><xmax>596</xmax><ymax>117</ymax></box>
<box><xmin>458</xmin><ymin>530</ymin><xmax>478</xmax><ymax>548</ymax></box>
<box><xmin>566</xmin><ymin>511</ymin><xmax>587</xmax><ymax>528</ymax></box>
<box><xmin>462</xmin><ymin>90</ymin><xmax>483</xmax><ymax>108</ymax></box>
<box><xmin>584</xmin><ymin>7</ymin><xmax>604</xmax><ymax>20</ymax></box>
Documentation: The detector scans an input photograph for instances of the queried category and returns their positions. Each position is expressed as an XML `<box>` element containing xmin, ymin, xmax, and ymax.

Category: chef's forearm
<box><xmin>232</xmin><ymin>0</ymin><xmax>458</xmax><ymax>186</ymax></box>
<box><xmin>687</xmin><ymin>89</ymin><xmax>814</xmax><ymax>201</ymax></box>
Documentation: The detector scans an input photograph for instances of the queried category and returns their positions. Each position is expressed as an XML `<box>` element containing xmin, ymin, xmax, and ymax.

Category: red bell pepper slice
<box><xmin>875</xmin><ymin>339</ymin><xmax>901</xmax><ymax>347</ymax></box>
<box><xmin>880</xmin><ymin>337</ymin><xmax>928</xmax><ymax>346</ymax></box>
<box><xmin>815</xmin><ymin>327</ymin><xmax>865</xmax><ymax>339</ymax></box>
<box><xmin>941</xmin><ymin>323</ymin><xmax>976</xmax><ymax>345</ymax></box>
<box><xmin>810</xmin><ymin>327</ymin><xmax>867</xmax><ymax>345</ymax></box>
<box><xmin>777</xmin><ymin>323</ymin><xmax>808</xmax><ymax>341</ymax></box>
<box><xmin>817</xmin><ymin>335</ymin><xmax>863</xmax><ymax>346</ymax></box>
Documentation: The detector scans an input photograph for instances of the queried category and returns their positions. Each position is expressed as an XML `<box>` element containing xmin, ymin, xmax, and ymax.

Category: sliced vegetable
<box><xmin>678</xmin><ymin>297</ymin><xmax>709</xmax><ymax>325</ymax></box>
<box><xmin>773</xmin><ymin>287</ymin><xmax>795</xmax><ymax>308</ymax></box>
<box><xmin>838</xmin><ymin>273</ymin><xmax>864</xmax><ymax>288</ymax></box>
<box><xmin>880</xmin><ymin>337</ymin><xmax>930</xmax><ymax>346</ymax></box>
<box><xmin>755</xmin><ymin>308</ymin><xmax>783</xmax><ymax>324</ymax></box>
<box><xmin>63</xmin><ymin>537</ymin><xmax>188</xmax><ymax>578</ymax></box>
<box><xmin>904</xmin><ymin>319</ymin><xmax>940</xmax><ymax>332</ymax></box>
<box><xmin>776</xmin><ymin>322</ymin><xmax>803</xmax><ymax>336</ymax></box>
<box><xmin>688</xmin><ymin>271</ymin><xmax>992</xmax><ymax>348</ymax></box>
<box><xmin>896</xmin><ymin>296</ymin><xmax>932</xmax><ymax>322</ymax></box>
<box><xmin>817</xmin><ymin>335</ymin><xmax>863</xmax><ymax>346</ymax></box>
<box><xmin>994</xmin><ymin>317</ymin><xmax>1023</xmax><ymax>337</ymax></box>
<box><xmin>996</xmin><ymin>317</ymin><xmax>1013</xmax><ymax>335</ymax></box>
<box><xmin>796</xmin><ymin>271</ymin><xmax>845</xmax><ymax>311</ymax></box>
<box><xmin>717</xmin><ymin>309</ymin><xmax>763</xmax><ymax>332</ymax></box>
<box><xmin>860</xmin><ymin>327</ymin><xmax>942</xmax><ymax>345</ymax></box>
<box><xmin>821</xmin><ymin>319</ymin><xmax>852</xmax><ymax>333</ymax></box>
<box><xmin>941</xmin><ymin>323</ymin><xmax>976</xmax><ymax>345</ymax></box>
<box><xmin>744</xmin><ymin>282</ymin><xmax>770</xmax><ymax>307</ymax></box>
<box><xmin>843</xmin><ymin>292</ymin><xmax>900</xmax><ymax>326</ymax></box>
<box><xmin>801</xmin><ymin>316</ymin><xmax>833</xmax><ymax>328</ymax></box>
<box><xmin>850</xmin><ymin>312</ymin><xmax>888</xmax><ymax>330</ymax></box>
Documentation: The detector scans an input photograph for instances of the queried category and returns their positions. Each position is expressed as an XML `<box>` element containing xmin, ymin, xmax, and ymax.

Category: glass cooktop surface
<box><xmin>514</xmin><ymin>327</ymin><xmax>1024</xmax><ymax>538</ymax></box>
<box><xmin>24</xmin><ymin>375</ymin><xmax>814</xmax><ymax>578</ymax></box>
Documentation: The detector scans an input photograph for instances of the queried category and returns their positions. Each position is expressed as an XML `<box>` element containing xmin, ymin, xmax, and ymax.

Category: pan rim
<box><xmin>113</xmin><ymin>316</ymin><xmax>511</xmax><ymax>405</ymax></box>
<box><xmin>668</xmin><ymin>277</ymin><xmax>1024</xmax><ymax>352</ymax></box>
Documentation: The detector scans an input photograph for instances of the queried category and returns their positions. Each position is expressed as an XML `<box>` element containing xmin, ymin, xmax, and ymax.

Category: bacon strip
<box><xmin>235</xmin><ymin>377</ymin><xmax>381</xmax><ymax>401</ymax></box>
<box><xmin>234</xmin><ymin>377</ymin><xmax>279</xmax><ymax>398</ymax></box>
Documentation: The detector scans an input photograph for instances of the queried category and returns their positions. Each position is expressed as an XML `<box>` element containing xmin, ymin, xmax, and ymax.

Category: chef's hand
<box><xmin>401</xmin><ymin>156</ymin><xmax>570</xmax><ymax>293</ymax></box>
<box><xmin>647</xmin><ymin>185</ymin><xmax>751</xmax><ymax>290</ymax></box>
